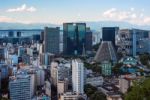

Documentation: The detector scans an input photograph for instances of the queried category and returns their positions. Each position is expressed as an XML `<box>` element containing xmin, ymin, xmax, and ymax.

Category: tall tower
<box><xmin>44</xmin><ymin>27</ymin><xmax>60</xmax><ymax>54</ymax></box>
<box><xmin>72</xmin><ymin>59</ymin><xmax>84</xmax><ymax>94</ymax></box>
<box><xmin>63</xmin><ymin>23</ymin><xmax>86</xmax><ymax>55</ymax></box>
<box><xmin>102</xmin><ymin>27</ymin><xmax>119</xmax><ymax>48</ymax></box>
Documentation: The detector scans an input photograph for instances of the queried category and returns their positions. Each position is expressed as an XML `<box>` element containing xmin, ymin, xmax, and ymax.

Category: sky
<box><xmin>0</xmin><ymin>0</ymin><xmax>150</xmax><ymax>25</ymax></box>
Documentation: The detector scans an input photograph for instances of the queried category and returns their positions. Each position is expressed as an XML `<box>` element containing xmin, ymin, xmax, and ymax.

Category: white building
<box><xmin>51</xmin><ymin>61</ymin><xmax>58</xmax><ymax>86</ymax></box>
<box><xmin>72</xmin><ymin>59</ymin><xmax>84</xmax><ymax>94</ymax></box>
<box><xmin>36</xmin><ymin>69</ymin><xmax>45</xmax><ymax>86</ymax></box>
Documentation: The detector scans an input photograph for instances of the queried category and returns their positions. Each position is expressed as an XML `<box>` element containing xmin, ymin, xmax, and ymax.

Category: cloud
<box><xmin>102</xmin><ymin>8</ymin><xmax>150</xmax><ymax>25</ymax></box>
<box><xmin>7</xmin><ymin>4</ymin><xmax>36</xmax><ymax>12</ymax></box>
<box><xmin>0</xmin><ymin>16</ymin><xmax>15</xmax><ymax>22</ymax></box>
<box><xmin>0</xmin><ymin>15</ymin><xmax>33</xmax><ymax>24</ymax></box>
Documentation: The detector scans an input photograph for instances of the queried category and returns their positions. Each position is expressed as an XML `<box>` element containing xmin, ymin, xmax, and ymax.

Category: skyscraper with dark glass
<box><xmin>44</xmin><ymin>27</ymin><xmax>60</xmax><ymax>54</ymax></box>
<box><xmin>102</xmin><ymin>27</ymin><xmax>119</xmax><ymax>47</ymax></box>
<box><xmin>63</xmin><ymin>23</ymin><xmax>86</xmax><ymax>55</ymax></box>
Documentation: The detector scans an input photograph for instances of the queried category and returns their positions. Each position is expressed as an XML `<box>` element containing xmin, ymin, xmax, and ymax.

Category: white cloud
<box><xmin>0</xmin><ymin>16</ymin><xmax>15</xmax><ymax>22</ymax></box>
<box><xmin>7</xmin><ymin>4</ymin><xmax>36</xmax><ymax>12</ymax></box>
<box><xmin>102</xmin><ymin>8</ymin><xmax>150</xmax><ymax>25</ymax></box>
<box><xmin>130</xmin><ymin>7</ymin><xmax>135</xmax><ymax>11</ymax></box>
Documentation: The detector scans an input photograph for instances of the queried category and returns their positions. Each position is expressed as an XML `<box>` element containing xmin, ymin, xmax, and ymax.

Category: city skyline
<box><xmin>0</xmin><ymin>0</ymin><xmax>150</xmax><ymax>25</ymax></box>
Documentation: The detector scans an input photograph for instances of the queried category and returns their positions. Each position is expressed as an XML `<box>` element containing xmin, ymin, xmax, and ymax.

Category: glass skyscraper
<box><xmin>63</xmin><ymin>23</ymin><xmax>86</xmax><ymax>55</ymax></box>
<box><xmin>102</xmin><ymin>27</ymin><xmax>119</xmax><ymax>48</ymax></box>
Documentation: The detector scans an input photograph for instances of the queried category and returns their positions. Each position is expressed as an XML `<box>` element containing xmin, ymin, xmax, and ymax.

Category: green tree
<box><xmin>90</xmin><ymin>91</ymin><xmax>106</xmax><ymax>100</ymax></box>
<box><xmin>112</xmin><ymin>63</ymin><xmax>123</xmax><ymax>75</ymax></box>
<box><xmin>84</xmin><ymin>84</ymin><xmax>106</xmax><ymax>100</ymax></box>
<box><xmin>125</xmin><ymin>78</ymin><xmax>150</xmax><ymax>100</ymax></box>
<box><xmin>139</xmin><ymin>54</ymin><xmax>150</xmax><ymax>68</ymax></box>
<box><xmin>84</xmin><ymin>84</ymin><xmax>97</xmax><ymax>97</ymax></box>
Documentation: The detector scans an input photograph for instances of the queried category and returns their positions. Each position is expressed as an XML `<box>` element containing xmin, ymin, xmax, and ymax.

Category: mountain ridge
<box><xmin>0</xmin><ymin>21</ymin><xmax>149</xmax><ymax>30</ymax></box>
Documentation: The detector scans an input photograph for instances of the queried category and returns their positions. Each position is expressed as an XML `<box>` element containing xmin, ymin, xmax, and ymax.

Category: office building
<box><xmin>36</xmin><ymin>69</ymin><xmax>45</xmax><ymax>86</ymax></box>
<box><xmin>44</xmin><ymin>27</ymin><xmax>60</xmax><ymax>54</ymax></box>
<box><xmin>16</xmin><ymin>31</ymin><xmax>21</xmax><ymax>37</ymax></box>
<box><xmin>51</xmin><ymin>61</ymin><xmax>58</xmax><ymax>86</ymax></box>
<box><xmin>102</xmin><ymin>27</ymin><xmax>119</xmax><ymax>47</ymax></box>
<box><xmin>40</xmin><ymin>53</ymin><xmax>54</xmax><ymax>66</ymax></box>
<box><xmin>18</xmin><ymin>46</ymin><xmax>26</xmax><ymax>57</ymax></box>
<box><xmin>0</xmin><ymin>64</ymin><xmax>9</xmax><ymax>79</ymax></box>
<box><xmin>8</xmin><ymin>31</ymin><xmax>14</xmax><ymax>37</ymax></box>
<box><xmin>63</xmin><ymin>23</ymin><xmax>86</xmax><ymax>55</ymax></box>
<box><xmin>72</xmin><ymin>59</ymin><xmax>84</xmax><ymax>94</ymax></box>
<box><xmin>85</xmin><ymin>27</ymin><xmax>93</xmax><ymax>52</ymax></box>
<box><xmin>32</xmin><ymin>34</ymin><xmax>40</xmax><ymax>42</ymax></box>
<box><xmin>117</xmin><ymin>29</ymin><xmax>150</xmax><ymax>56</ymax></box>
<box><xmin>94</xmin><ymin>41</ymin><xmax>117</xmax><ymax>63</ymax></box>
<box><xmin>9</xmin><ymin>74</ymin><xmax>34</xmax><ymax>100</ymax></box>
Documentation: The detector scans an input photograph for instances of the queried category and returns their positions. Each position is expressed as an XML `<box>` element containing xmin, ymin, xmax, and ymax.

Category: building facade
<box><xmin>9</xmin><ymin>75</ymin><xmax>34</xmax><ymax>100</ymax></box>
<box><xmin>63</xmin><ymin>23</ymin><xmax>86</xmax><ymax>55</ymax></box>
<box><xmin>72</xmin><ymin>59</ymin><xmax>84</xmax><ymax>94</ymax></box>
<box><xmin>116</xmin><ymin>29</ymin><xmax>150</xmax><ymax>56</ymax></box>
<box><xmin>102</xmin><ymin>27</ymin><xmax>119</xmax><ymax>48</ymax></box>
<box><xmin>44</xmin><ymin>27</ymin><xmax>60</xmax><ymax>54</ymax></box>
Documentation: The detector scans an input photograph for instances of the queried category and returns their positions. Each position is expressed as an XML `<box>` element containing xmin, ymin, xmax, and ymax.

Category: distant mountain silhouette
<box><xmin>0</xmin><ymin>21</ymin><xmax>149</xmax><ymax>30</ymax></box>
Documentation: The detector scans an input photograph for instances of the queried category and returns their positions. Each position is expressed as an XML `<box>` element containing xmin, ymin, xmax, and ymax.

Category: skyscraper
<box><xmin>117</xmin><ymin>29</ymin><xmax>150</xmax><ymax>56</ymax></box>
<box><xmin>102</xmin><ymin>27</ymin><xmax>119</xmax><ymax>47</ymax></box>
<box><xmin>72</xmin><ymin>59</ymin><xmax>84</xmax><ymax>94</ymax></box>
<box><xmin>85</xmin><ymin>27</ymin><xmax>93</xmax><ymax>52</ymax></box>
<box><xmin>44</xmin><ymin>27</ymin><xmax>60</xmax><ymax>54</ymax></box>
<box><xmin>63</xmin><ymin>23</ymin><xmax>86</xmax><ymax>55</ymax></box>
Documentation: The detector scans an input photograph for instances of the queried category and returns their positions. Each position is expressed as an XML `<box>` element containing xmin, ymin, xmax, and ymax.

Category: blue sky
<box><xmin>0</xmin><ymin>0</ymin><xmax>150</xmax><ymax>25</ymax></box>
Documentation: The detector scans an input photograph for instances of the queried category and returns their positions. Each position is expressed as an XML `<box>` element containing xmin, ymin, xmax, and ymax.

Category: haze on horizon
<box><xmin>0</xmin><ymin>0</ymin><xmax>150</xmax><ymax>25</ymax></box>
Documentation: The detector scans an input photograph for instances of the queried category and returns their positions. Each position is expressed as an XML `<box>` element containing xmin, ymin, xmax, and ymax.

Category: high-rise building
<box><xmin>51</xmin><ymin>62</ymin><xmax>58</xmax><ymax>86</ymax></box>
<box><xmin>63</xmin><ymin>23</ymin><xmax>86</xmax><ymax>55</ymax></box>
<box><xmin>9</xmin><ymin>74</ymin><xmax>34</xmax><ymax>100</ymax></box>
<box><xmin>102</xmin><ymin>27</ymin><xmax>119</xmax><ymax>47</ymax></box>
<box><xmin>85</xmin><ymin>27</ymin><xmax>93</xmax><ymax>52</ymax></box>
<box><xmin>17</xmin><ymin>31</ymin><xmax>21</xmax><ymax>37</ymax></box>
<box><xmin>18</xmin><ymin>46</ymin><xmax>26</xmax><ymax>57</ymax></box>
<box><xmin>44</xmin><ymin>27</ymin><xmax>60</xmax><ymax>54</ymax></box>
<box><xmin>72</xmin><ymin>59</ymin><xmax>84</xmax><ymax>94</ymax></box>
<box><xmin>116</xmin><ymin>29</ymin><xmax>150</xmax><ymax>56</ymax></box>
<box><xmin>32</xmin><ymin>34</ymin><xmax>40</xmax><ymax>42</ymax></box>
<box><xmin>8</xmin><ymin>31</ymin><xmax>14</xmax><ymax>37</ymax></box>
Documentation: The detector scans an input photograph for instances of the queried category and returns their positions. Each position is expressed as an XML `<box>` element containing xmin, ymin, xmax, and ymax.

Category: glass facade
<box><xmin>63</xmin><ymin>23</ymin><xmax>86</xmax><ymax>55</ymax></box>
<box><xmin>102</xmin><ymin>27</ymin><xmax>119</xmax><ymax>48</ymax></box>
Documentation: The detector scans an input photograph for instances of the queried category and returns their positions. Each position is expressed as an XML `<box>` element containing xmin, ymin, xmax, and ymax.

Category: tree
<box><xmin>84</xmin><ymin>84</ymin><xmax>106</xmax><ymax>100</ymax></box>
<box><xmin>139</xmin><ymin>54</ymin><xmax>150</xmax><ymax>68</ymax></box>
<box><xmin>125</xmin><ymin>78</ymin><xmax>150</xmax><ymax>100</ymax></box>
<box><xmin>112</xmin><ymin>63</ymin><xmax>123</xmax><ymax>75</ymax></box>
<box><xmin>84</xmin><ymin>62</ymin><xmax>101</xmax><ymax>74</ymax></box>
<box><xmin>90</xmin><ymin>91</ymin><xmax>106</xmax><ymax>100</ymax></box>
<box><xmin>84</xmin><ymin>84</ymin><xmax>97</xmax><ymax>97</ymax></box>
